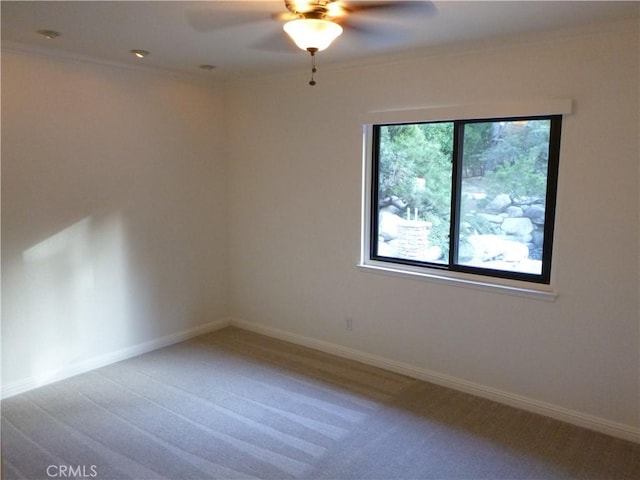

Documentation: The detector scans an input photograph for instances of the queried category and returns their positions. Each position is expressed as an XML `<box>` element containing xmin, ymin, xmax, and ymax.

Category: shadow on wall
<box><xmin>4</xmin><ymin>213</ymin><xmax>137</xmax><ymax>389</ymax></box>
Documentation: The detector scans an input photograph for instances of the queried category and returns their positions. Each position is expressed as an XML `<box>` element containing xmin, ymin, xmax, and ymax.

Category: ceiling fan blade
<box><xmin>346</xmin><ymin>1</ymin><xmax>436</xmax><ymax>16</ymax></box>
<box><xmin>186</xmin><ymin>2</ymin><xmax>284</xmax><ymax>32</ymax></box>
<box><xmin>272</xmin><ymin>11</ymin><xmax>300</xmax><ymax>21</ymax></box>
<box><xmin>335</xmin><ymin>1</ymin><xmax>437</xmax><ymax>48</ymax></box>
<box><xmin>249</xmin><ymin>30</ymin><xmax>301</xmax><ymax>54</ymax></box>
<box><xmin>339</xmin><ymin>18</ymin><xmax>410</xmax><ymax>48</ymax></box>
<box><xmin>186</xmin><ymin>9</ymin><xmax>267</xmax><ymax>32</ymax></box>
<box><xmin>338</xmin><ymin>17</ymin><xmax>385</xmax><ymax>36</ymax></box>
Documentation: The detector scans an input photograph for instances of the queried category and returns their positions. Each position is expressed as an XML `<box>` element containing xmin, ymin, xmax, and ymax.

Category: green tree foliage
<box><xmin>378</xmin><ymin>123</ymin><xmax>453</xmax><ymax>253</ymax></box>
<box><xmin>470</xmin><ymin>119</ymin><xmax>551</xmax><ymax>201</ymax></box>
<box><xmin>460</xmin><ymin>122</ymin><xmax>494</xmax><ymax>177</ymax></box>
<box><xmin>378</xmin><ymin>118</ymin><xmax>551</xmax><ymax>257</ymax></box>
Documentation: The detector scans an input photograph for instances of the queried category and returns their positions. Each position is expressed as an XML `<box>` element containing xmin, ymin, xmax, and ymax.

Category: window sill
<box><xmin>357</xmin><ymin>262</ymin><xmax>558</xmax><ymax>302</ymax></box>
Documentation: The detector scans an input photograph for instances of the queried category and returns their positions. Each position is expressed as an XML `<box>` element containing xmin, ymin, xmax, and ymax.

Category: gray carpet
<box><xmin>2</xmin><ymin>327</ymin><xmax>639</xmax><ymax>479</ymax></box>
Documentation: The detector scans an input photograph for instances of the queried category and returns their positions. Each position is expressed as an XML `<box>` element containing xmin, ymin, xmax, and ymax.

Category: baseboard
<box><xmin>4</xmin><ymin>316</ymin><xmax>637</xmax><ymax>443</ymax></box>
<box><xmin>230</xmin><ymin>318</ymin><xmax>640</xmax><ymax>444</ymax></box>
<box><xmin>1</xmin><ymin>318</ymin><xmax>232</xmax><ymax>399</ymax></box>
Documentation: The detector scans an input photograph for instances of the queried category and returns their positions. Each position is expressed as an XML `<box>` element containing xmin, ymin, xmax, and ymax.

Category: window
<box><xmin>365</xmin><ymin>114</ymin><xmax>562</xmax><ymax>285</ymax></box>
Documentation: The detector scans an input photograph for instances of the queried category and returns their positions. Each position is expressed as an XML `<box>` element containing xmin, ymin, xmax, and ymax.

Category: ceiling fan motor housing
<box><xmin>285</xmin><ymin>0</ymin><xmax>338</xmax><ymax>20</ymax></box>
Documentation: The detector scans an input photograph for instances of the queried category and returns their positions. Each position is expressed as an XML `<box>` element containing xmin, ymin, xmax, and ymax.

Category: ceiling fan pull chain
<box><xmin>308</xmin><ymin>47</ymin><xmax>318</xmax><ymax>86</ymax></box>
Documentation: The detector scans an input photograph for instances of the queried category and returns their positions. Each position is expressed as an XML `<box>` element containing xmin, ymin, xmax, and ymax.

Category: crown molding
<box><xmin>1</xmin><ymin>41</ymin><xmax>221</xmax><ymax>87</ymax></box>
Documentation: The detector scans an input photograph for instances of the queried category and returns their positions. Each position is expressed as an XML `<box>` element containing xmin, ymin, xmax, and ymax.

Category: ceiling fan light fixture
<box><xmin>37</xmin><ymin>29</ymin><xmax>61</xmax><ymax>39</ymax></box>
<box><xmin>130</xmin><ymin>49</ymin><xmax>149</xmax><ymax>59</ymax></box>
<box><xmin>283</xmin><ymin>18</ymin><xmax>343</xmax><ymax>52</ymax></box>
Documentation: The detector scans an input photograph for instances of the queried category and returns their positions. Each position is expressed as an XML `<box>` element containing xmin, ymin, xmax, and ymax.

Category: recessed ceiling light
<box><xmin>199</xmin><ymin>64</ymin><xmax>216</xmax><ymax>71</ymax></box>
<box><xmin>37</xmin><ymin>29</ymin><xmax>61</xmax><ymax>39</ymax></box>
<box><xmin>130</xmin><ymin>49</ymin><xmax>149</xmax><ymax>59</ymax></box>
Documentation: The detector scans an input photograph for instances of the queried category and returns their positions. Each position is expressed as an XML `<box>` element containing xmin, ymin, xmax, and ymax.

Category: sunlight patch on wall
<box><xmin>20</xmin><ymin>213</ymin><xmax>131</xmax><ymax>385</ymax></box>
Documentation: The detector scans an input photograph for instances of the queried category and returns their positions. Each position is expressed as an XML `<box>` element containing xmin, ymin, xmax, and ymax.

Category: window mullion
<box><xmin>449</xmin><ymin>122</ymin><xmax>464</xmax><ymax>267</ymax></box>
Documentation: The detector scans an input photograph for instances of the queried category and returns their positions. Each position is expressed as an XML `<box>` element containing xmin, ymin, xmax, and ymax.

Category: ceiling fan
<box><xmin>275</xmin><ymin>0</ymin><xmax>434</xmax><ymax>85</ymax></box>
<box><xmin>186</xmin><ymin>1</ymin><xmax>434</xmax><ymax>84</ymax></box>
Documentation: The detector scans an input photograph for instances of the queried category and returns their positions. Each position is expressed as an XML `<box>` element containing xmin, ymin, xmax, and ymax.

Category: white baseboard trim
<box><xmin>230</xmin><ymin>318</ymin><xmax>640</xmax><ymax>444</ymax></box>
<box><xmin>1</xmin><ymin>318</ymin><xmax>232</xmax><ymax>400</ymax></box>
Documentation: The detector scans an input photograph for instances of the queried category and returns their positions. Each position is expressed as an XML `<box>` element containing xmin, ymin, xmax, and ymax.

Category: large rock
<box><xmin>466</xmin><ymin>234</ymin><xmax>506</xmax><ymax>261</ymax></box>
<box><xmin>502</xmin><ymin>240</ymin><xmax>529</xmax><ymax>262</ymax></box>
<box><xmin>477</xmin><ymin>213</ymin><xmax>504</xmax><ymax>224</ymax></box>
<box><xmin>463</xmin><ymin>234</ymin><xmax>532</xmax><ymax>267</ymax></box>
<box><xmin>379</xmin><ymin>196</ymin><xmax>408</xmax><ymax>213</ymax></box>
<box><xmin>510</xmin><ymin>233</ymin><xmax>533</xmax><ymax>244</ymax></box>
<box><xmin>532</xmin><ymin>229</ymin><xmax>545</xmax><ymax>247</ymax></box>
<box><xmin>378</xmin><ymin>210</ymin><xmax>403</xmax><ymax>241</ymax></box>
<box><xmin>506</xmin><ymin>206</ymin><xmax>524</xmax><ymax>217</ymax></box>
<box><xmin>486</xmin><ymin>194</ymin><xmax>512</xmax><ymax>213</ymax></box>
<box><xmin>524</xmin><ymin>205</ymin><xmax>546</xmax><ymax>225</ymax></box>
<box><xmin>377</xmin><ymin>237</ymin><xmax>395</xmax><ymax>256</ymax></box>
<box><xmin>458</xmin><ymin>241</ymin><xmax>476</xmax><ymax>262</ymax></box>
<box><xmin>501</xmin><ymin>217</ymin><xmax>534</xmax><ymax>236</ymax></box>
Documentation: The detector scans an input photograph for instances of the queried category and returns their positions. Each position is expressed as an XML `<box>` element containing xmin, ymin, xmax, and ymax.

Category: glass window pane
<box><xmin>376</xmin><ymin>123</ymin><xmax>453</xmax><ymax>264</ymax></box>
<box><xmin>457</xmin><ymin>119</ymin><xmax>552</xmax><ymax>275</ymax></box>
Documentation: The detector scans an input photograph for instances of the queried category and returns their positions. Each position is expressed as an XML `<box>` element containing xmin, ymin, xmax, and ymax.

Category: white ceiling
<box><xmin>2</xmin><ymin>1</ymin><xmax>638</xmax><ymax>81</ymax></box>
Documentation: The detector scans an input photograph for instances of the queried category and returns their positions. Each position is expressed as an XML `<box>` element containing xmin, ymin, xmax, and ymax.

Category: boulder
<box><xmin>379</xmin><ymin>196</ymin><xmax>407</xmax><ymax>210</ymax></box>
<box><xmin>457</xmin><ymin>241</ymin><xmax>475</xmax><ymax>262</ymax></box>
<box><xmin>466</xmin><ymin>234</ymin><xmax>506</xmax><ymax>261</ymax></box>
<box><xmin>510</xmin><ymin>233</ymin><xmax>533</xmax><ymax>244</ymax></box>
<box><xmin>380</xmin><ymin>205</ymin><xmax>401</xmax><ymax>216</ymax></box>
<box><xmin>502</xmin><ymin>240</ymin><xmax>529</xmax><ymax>262</ymax></box>
<box><xmin>506</xmin><ymin>206</ymin><xmax>524</xmax><ymax>218</ymax></box>
<box><xmin>377</xmin><ymin>237</ymin><xmax>395</xmax><ymax>256</ymax></box>
<box><xmin>486</xmin><ymin>194</ymin><xmax>512</xmax><ymax>213</ymax></box>
<box><xmin>532</xmin><ymin>229</ymin><xmax>545</xmax><ymax>247</ymax></box>
<box><xmin>501</xmin><ymin>217</ymin><xmax>534</xmax><ymax>236</ymax></box>
<box><xmin>477</xmin><ymin>213</ymin><xmax>504</xmax><ymax>224</ymax></box>
<box><xmin>379</xmin><ymin>210</ymin><xmax>403</xmax><ymax>241</ymax></box>
<box><xmin>524</xmin><ymin>205</ymin><xmax>546</xmax><ymax>225</ymax></box>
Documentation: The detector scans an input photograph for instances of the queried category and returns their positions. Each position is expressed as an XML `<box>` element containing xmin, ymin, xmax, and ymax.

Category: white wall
<box><xmin>1</xmin><ymin>50</ymin><xmax>229</xmax><ymax>389</ymax></box>
<box><xmin>226</xmin><ymin>22</ymin><xmax>639</xmax><ymax>432</ymax></box>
